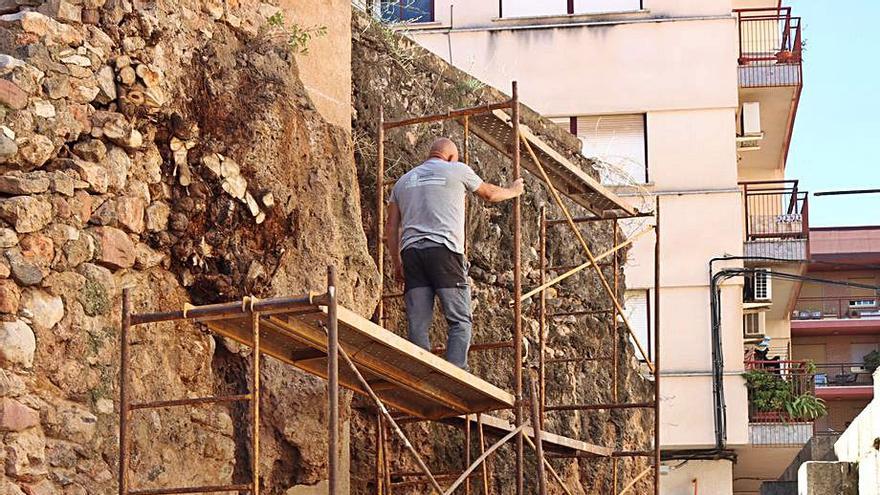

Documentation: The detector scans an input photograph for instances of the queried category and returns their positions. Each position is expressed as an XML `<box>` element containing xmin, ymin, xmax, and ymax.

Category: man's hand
<box><xmin>510</xmin><ymin>178</ymin><xmax>524</xmax><ymax>197</ymax></box>
<box><xmin>392</xmin><ymin>258</ymin><xmax>404</xmax><ymax>285</ymax></box>
<box><xmin>475</xmin><ymin>178</ymin><xmax>526</xmax><ymax>203</ymax></box>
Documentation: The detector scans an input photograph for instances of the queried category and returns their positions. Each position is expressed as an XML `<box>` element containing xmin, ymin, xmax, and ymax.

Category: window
<box><xmin>743</xmin><ymin>312</ymin><xmax>763</xmax><ymax>337</ymax></box>
<box><xmin>381</xmin><ymin>0</ymin><xmax>434</xmax><ymax>23</ymax></box>
<box><xmin>551</xmin><ymin>114</ymin><xmax>648</xmax><ymax>185</ymax></box>
<box><xmin>501</xmin><ymin>0</ymin><xmax>641</xmax><ymax>18</ymax></box>
<box><xmin>624</xmin><ymin>289</ymin><xmax>652</xmax><ymax>361</ymax></box>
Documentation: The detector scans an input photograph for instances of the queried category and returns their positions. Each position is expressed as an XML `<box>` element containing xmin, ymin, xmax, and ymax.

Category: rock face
<box><xmin>0</xmin><ymin>2</ymin><xmax>378</xmax><ymax>495</ymax></box>
<box><xmin>0</xmin><ymin>1</ymin><xmax>648</xmax><ymax>494</ymax></box>
<box><xmin>351</xmin><ymin>11</ymin><xmax>653</xmax><ymax>494</ymax></box>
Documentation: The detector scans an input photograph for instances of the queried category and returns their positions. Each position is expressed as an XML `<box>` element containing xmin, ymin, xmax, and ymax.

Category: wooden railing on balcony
<box><xmin>793</xmin><ymin>296</ymin><xmax>880</xmax><ymax>321</ymax></box>
<box><xmin>735</xmin><ymin>7</ymin><xmax>803</xmax><ymax>87</ymax></box>
<box><xmin>741</xmin><ymin>180</ymin><xmax>809</xmax><ymax>244</ymax></box>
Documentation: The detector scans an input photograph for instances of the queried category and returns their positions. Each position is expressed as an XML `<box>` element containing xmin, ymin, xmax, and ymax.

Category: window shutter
<box><xmin>573</xmin><ymin>0</ymin><xmax>641</xmax><ymax>15</ymax></box>
<box><xmin>624</xmin><ymin>290</ymin><xmax>651</xmax><ymax>361</ymax></box>
<box><xmin>576</xmin><ymin>114</ymin><xmax>647</xmax><ymax>184</ymax></box>
<box><xmin>502</xmin><ymin>0</ymin><xmax>567</xmax><ymax>18</ymax></box>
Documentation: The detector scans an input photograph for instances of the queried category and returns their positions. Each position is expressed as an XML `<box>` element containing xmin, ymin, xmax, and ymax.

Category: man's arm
<box><xmin>475</xmin><ymin>178</ymin><xmax>525</xmax><ymax>203</ymax></box>
<box><xmin>385</xmin><ymin>202</ymin><xmax>404</xmax><ymax>282</ymax></box>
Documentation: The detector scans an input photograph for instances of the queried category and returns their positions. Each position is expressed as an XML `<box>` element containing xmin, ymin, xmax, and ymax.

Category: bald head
<box><xmin>428</xmin><ymin>137</ymin><xmax>459</xmax><ymax>163</ymax></box>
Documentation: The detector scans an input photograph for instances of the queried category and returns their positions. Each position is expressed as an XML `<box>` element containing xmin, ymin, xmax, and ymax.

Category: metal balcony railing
<box><xmin>813</xmin><ymin>362</ymin><xmax>874</xmax><ymax>388</ymax></box>
<box><xmin>741</xmin><ymin>180</ymin><xmax>809</xmax><ymax>250</ymax></box>
<box><xmin>745</xmin><ymin>359</ymin><xmax>816</xmax><ymax>424</ymax></box>
<box><xmin>793</xmin><ymin>296</ymin><xmax>880</xmax><ymax>321</ymax></box>
<box><xmin>735</xmin><ymin>7</ymin><xmax>803</xmax><ymax>87</ymax></box>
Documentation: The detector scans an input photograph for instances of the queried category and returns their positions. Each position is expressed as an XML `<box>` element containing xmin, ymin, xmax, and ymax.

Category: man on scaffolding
<box><xmin>386</xmin><ymin>137</ymin><xmax>524</xmax><ymax>370</ymax></box>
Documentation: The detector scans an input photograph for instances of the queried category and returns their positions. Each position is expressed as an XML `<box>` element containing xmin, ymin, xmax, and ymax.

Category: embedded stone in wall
<box><xmin>20</xmin><ymin>288</ymin><xmax>64</xmax><ymax>330</ymax></box>
<box><xmin>6</xmin><ymin>248</ymin><xmax>43</xmax><ymax>286</ymax></box>
<box><xmin>0</xmin><ymin>196</ymin><xmax>52</xmax><ymax>233</ymax></box>
<box><xmin>0</xmin><ymin>277</ymin><xmax>21</xmax><ymax>313</ymax></box>
<box><xmin>0</xmin><ymin>319</ymin><xmax>35</xmax><ymax>367</ymax></box>
<box><xmin>89</xmin><ymin>226</ymin><xmax>134</xmax><ymax>269</ymax></box>
<box><xmin>0</xmin><ymin>397</ymin><xmax>39</xmax><ymax>432</ymax></box>
<box><xmin>144</xmin><ymin>201</ymin><xmax>169</xmax><ymax>232</ymax></box>
<box><xmin>0</xmin><ymin>172</ymin><xmax>51</xmax><ymax>195</ymax></box>
<box><xmin>116</xmin><ymin>196</ymin><xmax>145</xmax><ymax>233</ymax></box>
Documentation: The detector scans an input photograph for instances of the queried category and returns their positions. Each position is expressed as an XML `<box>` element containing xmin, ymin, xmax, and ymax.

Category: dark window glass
<box><xmin>380</xmin><ymin>0</ymin><xmax>434</xmax><ymax>23</ymax></box>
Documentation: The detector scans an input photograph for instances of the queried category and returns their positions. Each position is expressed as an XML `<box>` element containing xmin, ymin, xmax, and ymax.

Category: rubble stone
<box><xmin>38</xmin><ymin>0</ymin><xmax>83</xmax><ymax>24</ymax></box>
<box><xmin>71</xmin><ymin>139</ymin><xmax>105</xmax><ymax>162</ymax></box>
<box><xmin>116</xmin><ymin>196</ymin><xmax>144</xmax><ymax>233</ymax></box>
<box><xmin>71</xmin><ymin>159</ymin><xmax>107</xmax><ymax>193</ymax></box>
<box><xmin>0</xmin><ymin>278</ymin><xmax>21</xmax><ymax>312</ymax></box>
<box><xmin>20</xmin><ymin>288</ymin><xmax>64</xmax><ymax>330</ymax></box>
<box><xmin>6</xmin><ymin>248</ymin><xmax>44</xmax><ymax>286</ymax></box>
<box><xmin>0</xmin><ymin>196</ymin><xmax>52</xmax><ymax>233</ymax></box>
<box><xmin>0</xmin><ymin>397</ymin><xmax>39</xmax><ymax>431</ymax></box>
<box><xmin>0</xmin><ymin>172</ymin><xmax>50</xmax><ymax>194</ymax></box>
<box><xmin>5</xmin><ymin>428</ymin><xmax>47</xmax><ymax>481</ymax></box>
<box><xmin>145</xmin><ymin>201</ymin><xmax>169</xmax><ymax>231</ymax></box>
<box><xmin>0</xmin><ymin>319</ymin><xmax>35</xmax><ymax>367</ymax></box>
<box><xmin>16</xmin><ymin>135</ymin><xmax>54</xmax><ymax>170</ymax></box>
<box><xmin>62</xmin><ymin>233</ymin><xmax>93</xmax><ymax>267</ymax></box>
<box><xmin>0</xmin><ymin>228</ymin><xmax>19</xmax><ymax>248</ymax></box>
<box><xmin>89</xmin><ymin>226</ymin><xmax>134</xmax><ymax>268</ymax></box>
<box><xmin>0</xmin><ymin>133</ymin><xmax>18</xmax><ymax>160</ymax></box>
<box><xmin>0</xmin><ymin>79</ymin><xmax>28</xmax><ymax>110</ymax></box>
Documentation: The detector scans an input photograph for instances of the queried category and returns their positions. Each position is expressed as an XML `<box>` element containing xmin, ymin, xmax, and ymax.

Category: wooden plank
<box><xmin>202</xmin><ymin>304</ymin><xmax>514</xmax><ymax>419</ymax></box>
<box><xmin>467</xmin><ymin>110</ymin><xmax>636</xmax><ymax>216</ymax></box>
<box><xmin>448</xmin><ymin>414</ymin><xmax>611</xmax><ymax>457</ymax></box>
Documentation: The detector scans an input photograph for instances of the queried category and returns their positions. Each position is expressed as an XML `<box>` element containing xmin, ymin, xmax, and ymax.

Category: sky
<box><xmin>787</xmin><ymin>0</ymin><xmax>880</xmax><ymax>227</ymax></box>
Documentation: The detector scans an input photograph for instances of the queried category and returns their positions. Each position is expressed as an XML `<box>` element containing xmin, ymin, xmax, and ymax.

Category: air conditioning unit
<box><xmin>737</xmin><ymin>102</ymin><xmax>763</xmax><ymax>151</ymax></box>
<box><xmin>742</xmin><ymin>102</ymin><xmax>762</xmax><ymax>136</ymax></box>
<box><xmin>753</xmin><ymin>268</ymin><xmax>772</xmax><ymax>301</ymax></box>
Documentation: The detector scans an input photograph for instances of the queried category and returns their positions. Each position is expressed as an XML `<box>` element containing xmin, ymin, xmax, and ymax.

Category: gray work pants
<box><xmin>404</xmin><ymin>286</ymin><xmax>472</xmax><ymax>369</ymax></box>
<box><xmin>401</xmin><ymin>240</ymin><xmax>473</xmax><ymax>369</ymax></box>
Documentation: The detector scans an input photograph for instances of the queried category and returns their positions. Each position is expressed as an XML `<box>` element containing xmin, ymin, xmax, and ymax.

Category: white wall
<box><xmin>662</xmin><ymin>459</ymin><xmax>734</xmax><ymax>495</ymax></box>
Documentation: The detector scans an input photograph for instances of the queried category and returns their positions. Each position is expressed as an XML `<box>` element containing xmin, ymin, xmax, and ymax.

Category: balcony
<box><xmin>794</xmin><ymin>296</ymin><xmax>880</xmax><ymax>322</ymax></box>
<box><xmin>741</xmin><ymin>180</ymin><xmax>809</xmax><ymax>261</ymax></box>
<box><xmin>744</xmin><ymin>360</ymin><xmax>818</xmax><ymax>446</ymax></box>
<box><xmin>736</xmin><ymin>7</ymin><xmax>803</xmax><ymax>88</ymax></box>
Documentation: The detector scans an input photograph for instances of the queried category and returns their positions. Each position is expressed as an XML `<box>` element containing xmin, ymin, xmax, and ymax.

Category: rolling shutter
<box><xmin>576</xmin><ymin>114</ymin><xmax>647</xmax><ymax>184</ymax></box>
<box><xmin>573</xmin><ymin>0</ymin><xmax>641</xmax><ymax>14</ymax></box>
<box><xmin>502</xmin><ymin>0</ymin><xmax>567</xmax><ymax>18</ymax></box>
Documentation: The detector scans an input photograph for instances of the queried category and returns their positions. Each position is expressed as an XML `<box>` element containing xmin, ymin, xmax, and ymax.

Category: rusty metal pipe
<box><xmin>511</xmin><ymin>80</ymin><xmax>524</xmax><ymax>495</ymax></box>
<box><xmin>128</xmin><ymin>484</ymin><xmax>252</xmax><ymax>495</ymax></box>
<box><xmin>129</xmin><ymin>394</ymin><xmax>251</xmax><ymax>410</ymax></box>
<box><xmin>251</xmin><ymin>311</ymin><xmax>261</xmax><ymax>495</ymax></box>
<box><xmin>328</xmin><ymin>267</ymin><xmax>339</xmax><ymax>495</ymax></box>
<box><xmin>130</xmin><ymin>295</ymin><xmax>315</xmax><ymax>325</ymax></box>
<box><xmin>543</xmin><ymin>402</ymin><xmax>654</xmax><ymax>412</ymax></box>
<box><xmin>119</xmin><ymin>288</ymin><xmax>131</xmax><ymax>495</ymax></box>
<box><xmin>382</xmin><ymin>101</ymin><xmax>513</xmax><ymax>130</ymax></box>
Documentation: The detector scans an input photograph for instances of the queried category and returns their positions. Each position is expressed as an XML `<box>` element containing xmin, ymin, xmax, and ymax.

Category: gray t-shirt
<box><xmin>388</xmin><ymin>158</ymin><xmax>483</xmax><ymax>254</ymax></box>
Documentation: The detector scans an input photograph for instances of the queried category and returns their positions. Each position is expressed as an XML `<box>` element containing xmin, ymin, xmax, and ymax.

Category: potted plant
<box><xmin>863</xmin><ymin>350</ymin><xmax>880</xmax><ymax>373</ymax></box>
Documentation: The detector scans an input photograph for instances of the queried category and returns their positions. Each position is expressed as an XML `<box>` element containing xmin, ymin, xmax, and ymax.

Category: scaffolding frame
<box><xmin>373</xmin><ymin>82</ymin><xmax>661</xmax><ymax>494</ymax></box>
<box><xmin>115</xmin><ymin>82</ymin><xmax>660</xmax><ymax>495</ymax></box>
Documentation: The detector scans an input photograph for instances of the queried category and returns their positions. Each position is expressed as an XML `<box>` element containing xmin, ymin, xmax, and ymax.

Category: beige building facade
<box><xmin>388</xmin><ymin>0</ymin><xmax>808</xmax><ymax>492</ymax></box>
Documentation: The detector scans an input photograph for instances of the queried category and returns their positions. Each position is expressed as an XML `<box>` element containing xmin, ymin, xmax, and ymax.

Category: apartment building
<box><xmin>791</xmin><ymin>227</ymin><xmax>880</xmax><ymax>436</ymax></box>
<box><xmin>379</xmin><ymin>0</ymin><xmax>809</xmax><ymax>492</ymax></box>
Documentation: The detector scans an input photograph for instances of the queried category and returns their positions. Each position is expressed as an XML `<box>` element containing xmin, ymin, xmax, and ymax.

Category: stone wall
<box><xmin>0</xmin><ymin>1</ymin><xmax>377</xmax><ymax>494</ymax></box>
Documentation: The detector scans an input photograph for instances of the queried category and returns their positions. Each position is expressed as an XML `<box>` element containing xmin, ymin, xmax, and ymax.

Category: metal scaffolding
<box><xmin>372</xmin><ymin>83</ymin><xmax>661</xmax><ymax>494</ymax></box>
<box><xmin>116</xmin><ymin>82</ymin><xmax>661</xmax><ymax>495</ymax></box>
